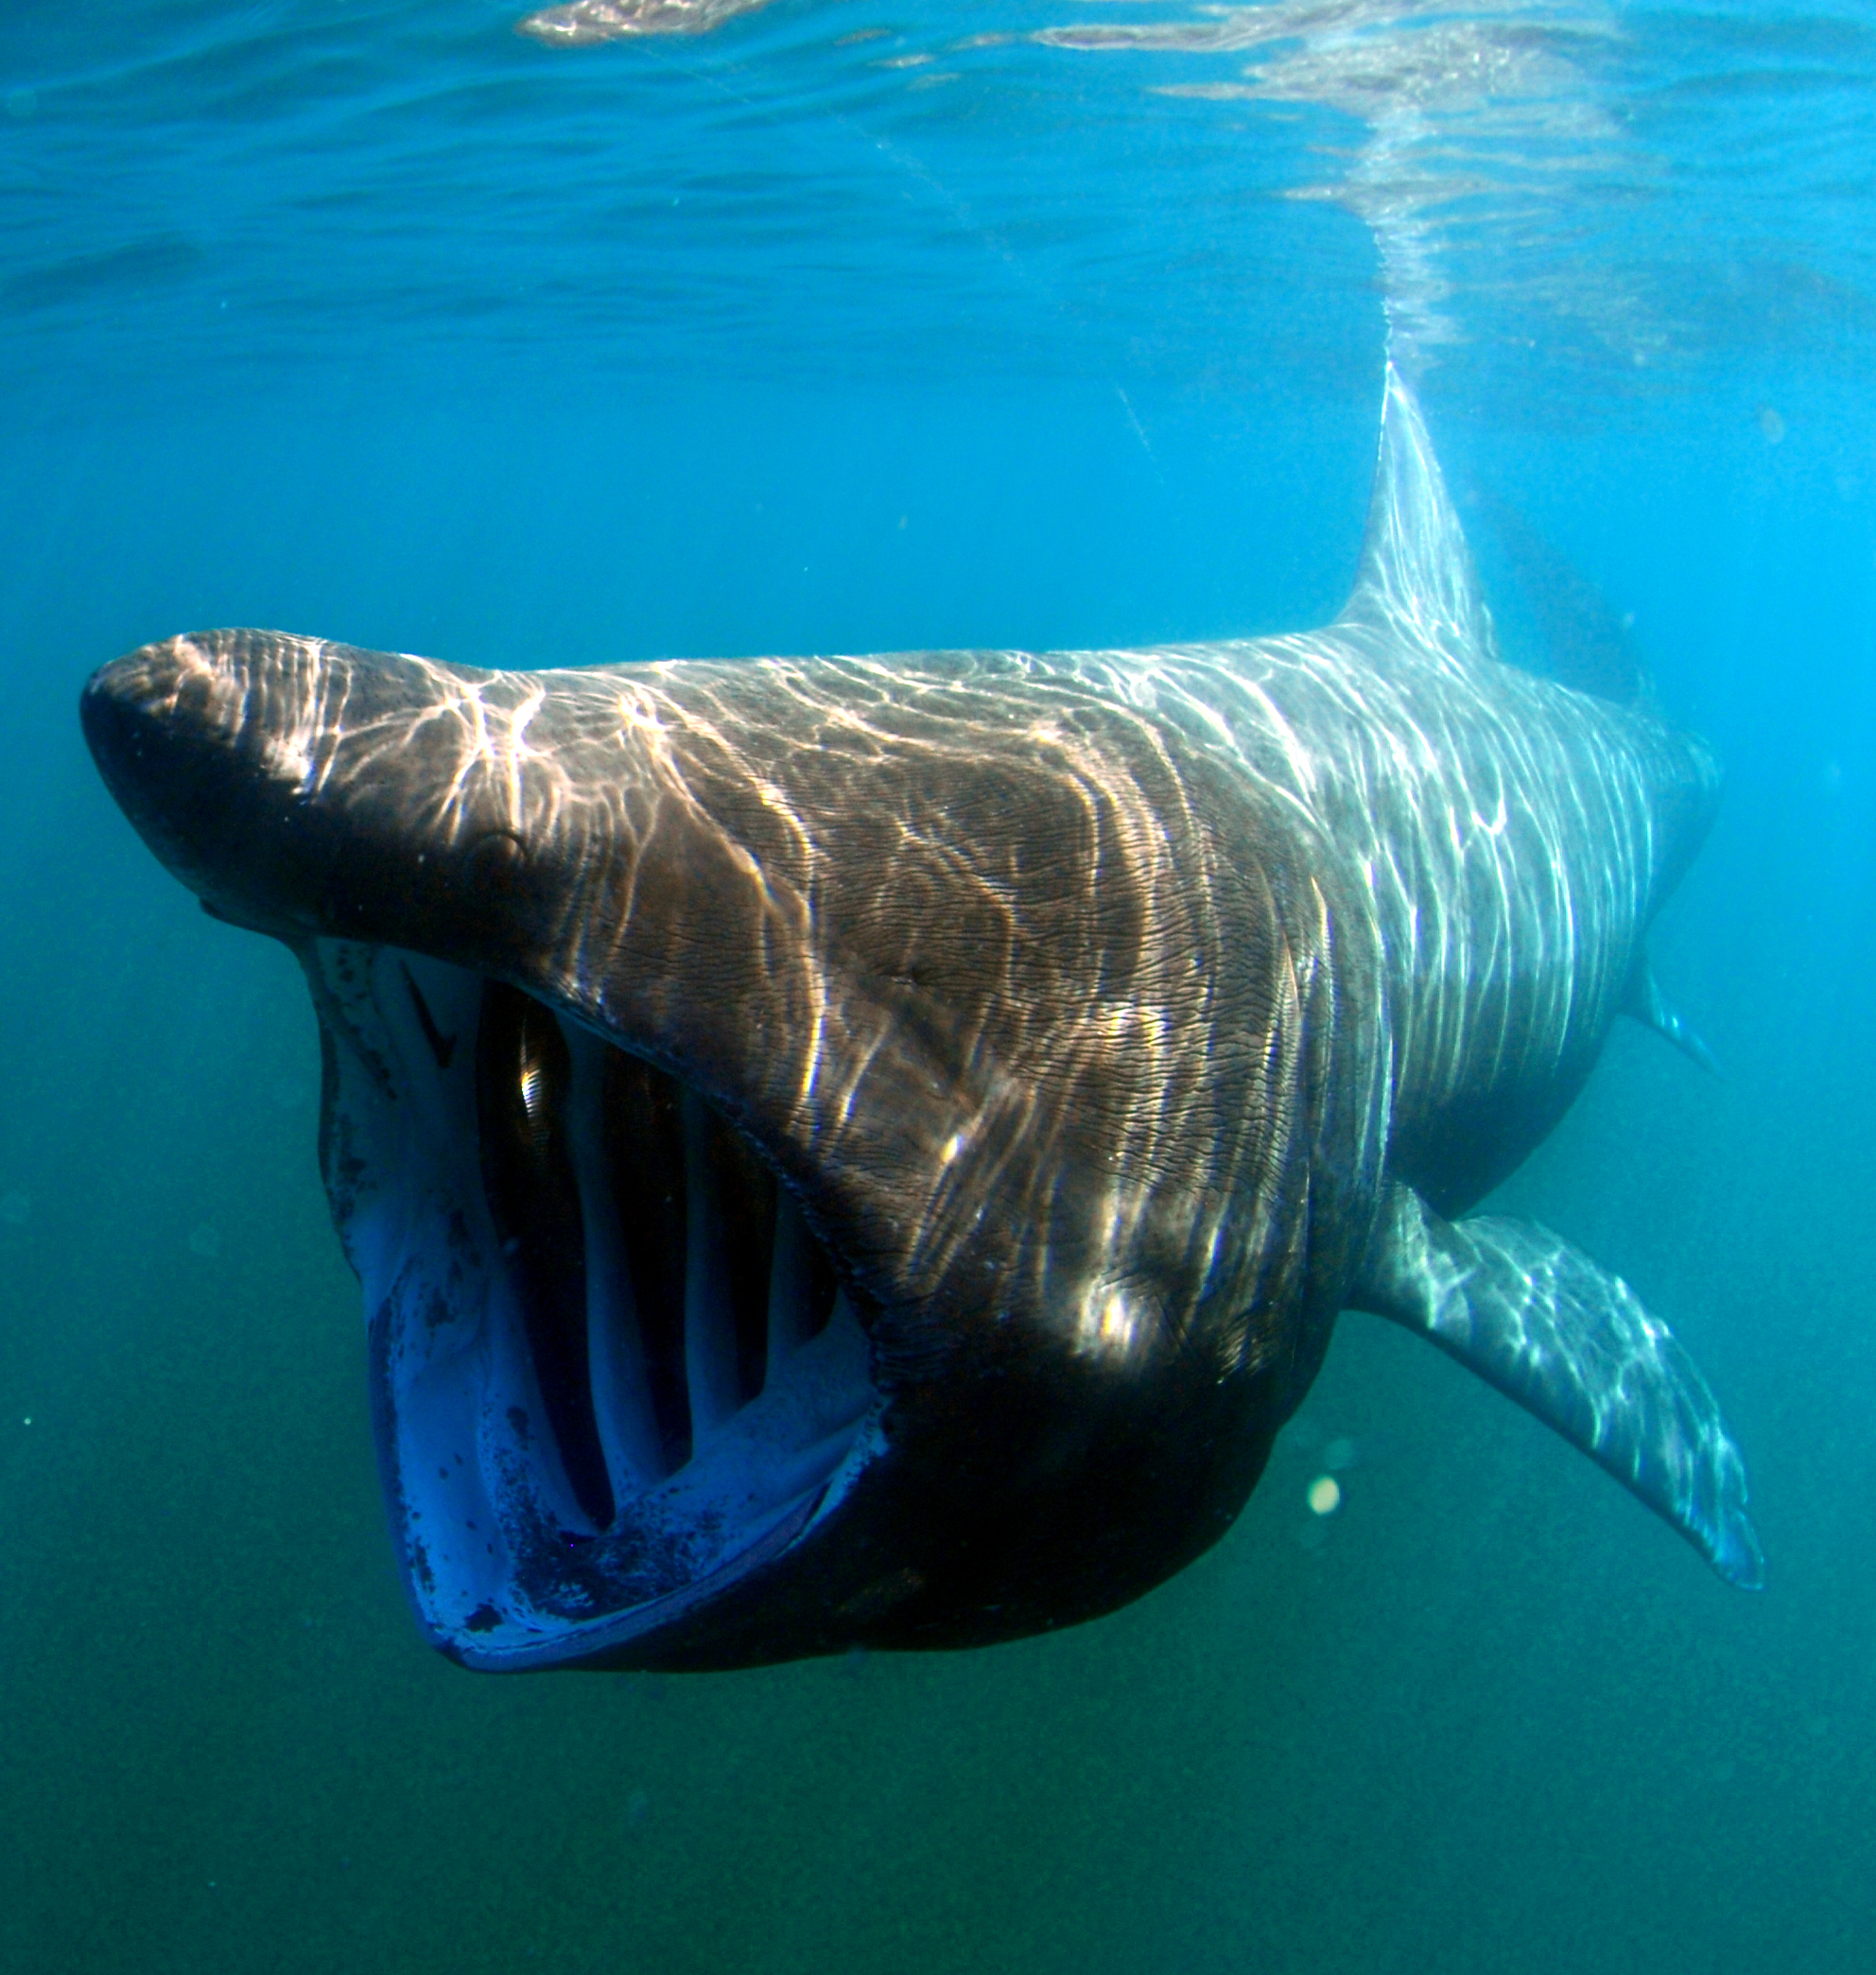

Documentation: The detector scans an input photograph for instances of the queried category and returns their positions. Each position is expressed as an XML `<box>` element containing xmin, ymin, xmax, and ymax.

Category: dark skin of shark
<box><xmin>83</xmin><ymin>629</ymin><xmax>1384</xmax><ymax>1659</ymax></box>
<box><xmin>81</xmin><ymin>586</ymin><xmax>1714</xmax><ymax>1664</ymax></box>
<box><xmin>76</xmin><ymin>372</ymin><xmax>1737</xmax><ymax>1667</ymax></box>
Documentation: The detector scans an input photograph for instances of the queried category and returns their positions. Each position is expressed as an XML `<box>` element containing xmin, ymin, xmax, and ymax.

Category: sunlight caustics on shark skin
<box><xmin>79</xmin><ymin>369</ymin><xmax>1760</xmax><ymax>1673</ymax></box>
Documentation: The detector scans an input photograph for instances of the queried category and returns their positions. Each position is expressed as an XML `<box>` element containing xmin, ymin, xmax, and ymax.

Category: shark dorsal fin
<box><xmin>1338</xmin><ymin>365</ymin><xmax>1499</xmax><ymax>669</ymax></box>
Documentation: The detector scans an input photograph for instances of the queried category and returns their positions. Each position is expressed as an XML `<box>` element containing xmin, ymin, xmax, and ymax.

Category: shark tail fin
<box><xmin>1624</xmin><ymin>951</ymin><xmax>1724</xmax><ymax>1077</ymax></box>
<box><xmin>1352</xmin><ymin>1183</ymin><xmax>1763</xmax><ymax>1588</ymax></box>
<box><xmin>1338</xmin><ymin>365</ymin><xmax>1500</xmax><ymax>671</ymax></box>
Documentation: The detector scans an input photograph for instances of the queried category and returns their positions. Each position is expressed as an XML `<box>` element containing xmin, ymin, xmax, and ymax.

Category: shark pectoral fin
<box><xmin>1624</xmin><ymin>952</ymin><xmax>1724</xmax><ymax>1078</ymax></box>
<box><xmin>1352</xmin><ymin>1184</ymin><xmax>1763</xmax><ymax>1588</ymax></box>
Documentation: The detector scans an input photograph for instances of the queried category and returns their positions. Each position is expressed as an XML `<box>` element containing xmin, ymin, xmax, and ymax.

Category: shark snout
<box><xmin>81</xmin><ymin>630</ymin><xmax>578</xmax><ymax>959</ymax></box>
<box><xmin>82</xmin><ymin>631</ymin><xmax>299</xmax><ymax>922</ymax></box>
<box><xmin>78</xmin><ymin>632</ymin><xmax>952</xmax><ymax>1273</ymax></box>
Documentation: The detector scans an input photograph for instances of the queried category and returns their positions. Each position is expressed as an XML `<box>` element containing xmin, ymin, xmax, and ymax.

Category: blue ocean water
<box><xmin>1</xmin><ymin>2</ymin><xmax>1872</xmax><ymax>1970</ymax></box>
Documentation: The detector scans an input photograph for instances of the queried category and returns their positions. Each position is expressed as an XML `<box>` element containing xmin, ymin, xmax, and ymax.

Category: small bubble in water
<box><xmin>188</xmin><ymin>1223</ymin><xmax>223</xmax><ymax>1258</ymax></box>
<box><xmin>1323</xmin><ymin>1436</ymin><xmax>1358</xmax><ymax>1472</ymax></box>
<box><xmin>0</xmin><ymin>1191</ymin><xmax>29</xmax><ymax>1225</ymax></box>
<box><xmin>1308</xmin><ymin>1475</ymin><xmax>1342</xmax><ymax>1516</ymax></box>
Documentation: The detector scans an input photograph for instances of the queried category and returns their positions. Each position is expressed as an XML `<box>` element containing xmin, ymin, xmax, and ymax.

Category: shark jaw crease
<box><xmin>308</xmin><ymin>939</ymin><xmax>883</xmax><ymax>1672</ymax></box>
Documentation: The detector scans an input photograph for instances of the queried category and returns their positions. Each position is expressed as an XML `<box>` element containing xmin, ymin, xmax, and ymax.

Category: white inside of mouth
<box><xmin>306</xmin><ymin>941</ymin><xmax>880</xmax><ymax>1669</ymax></box>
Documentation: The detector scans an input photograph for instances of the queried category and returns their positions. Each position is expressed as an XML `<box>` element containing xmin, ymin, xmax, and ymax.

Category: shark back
<box><xmin>1109</xmin><ymin>369</ymin><xmax>1719</xmax><ymax>1215</ymax></box>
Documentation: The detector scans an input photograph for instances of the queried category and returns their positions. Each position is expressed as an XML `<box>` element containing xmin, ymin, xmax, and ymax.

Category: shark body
<box><xmin>81</xmin><ymin>371</ymin><xmax>1760</xmax><ymax>1672</ymax></box>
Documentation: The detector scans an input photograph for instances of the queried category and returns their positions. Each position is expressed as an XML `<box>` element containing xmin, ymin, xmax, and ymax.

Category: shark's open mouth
<box><xmin>307</xmin><ymin>941</ymin><xmax>882</xmax><ymax>1670</ymax></box>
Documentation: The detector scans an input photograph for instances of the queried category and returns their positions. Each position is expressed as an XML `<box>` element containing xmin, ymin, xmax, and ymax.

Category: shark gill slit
<box><xmin>475</xmin><ymin>976</ymin><xmax>840</xmax><ymax>1534</ymax></box>
<box><xmin>476</xmin><ymin>981</ymin><xmax>614</xmax><ymax>1532</ymax></box>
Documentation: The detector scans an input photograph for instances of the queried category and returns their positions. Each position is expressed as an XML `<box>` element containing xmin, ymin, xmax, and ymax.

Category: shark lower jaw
<box><xmin>306</xmin><ymin>940</ymin><xmax>883</xmax><ymax>1672</ymax></box>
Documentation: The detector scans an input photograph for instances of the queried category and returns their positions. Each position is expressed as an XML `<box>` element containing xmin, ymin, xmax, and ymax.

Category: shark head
<box><xmin>83</xmin><ymin>629</ymin><xmax>1355</xmax><ymax>1670</ymax></box>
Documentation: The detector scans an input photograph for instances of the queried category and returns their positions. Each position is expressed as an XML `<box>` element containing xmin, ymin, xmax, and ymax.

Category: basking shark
<box><xmin>82</xmin><ymin>371</ymin><xmax>1761</xmax><ymax>1672</ymax></box>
